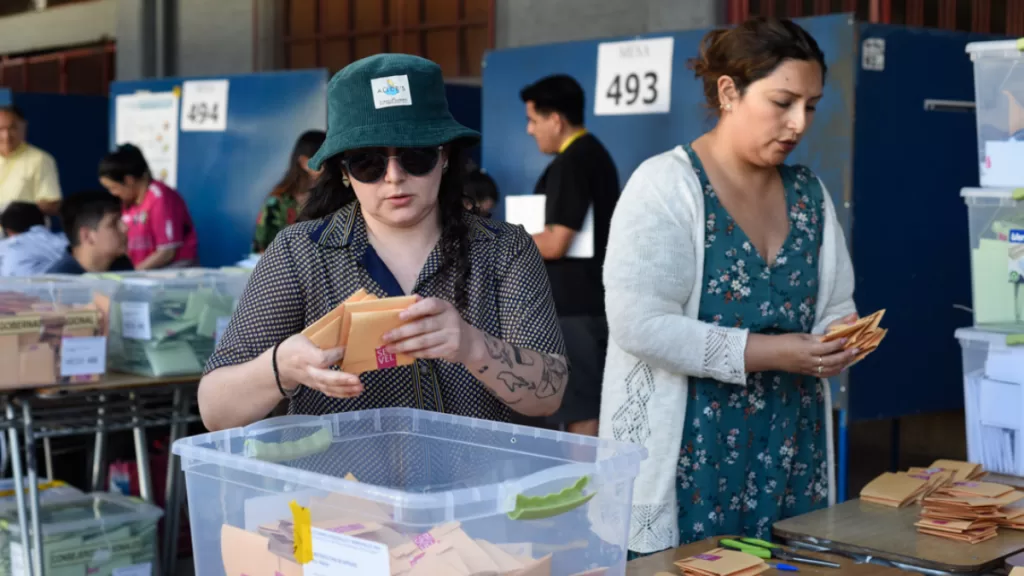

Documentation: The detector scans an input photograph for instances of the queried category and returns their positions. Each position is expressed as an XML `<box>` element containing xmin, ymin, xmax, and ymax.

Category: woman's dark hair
<box><xmin>301</xmin><ymin>146</ymin><xmax>473</xmax><ymax>311</ymax></box>
<box><xmin>98</xmin><ymin>144</ymin><xmax>151</xmax><ymax>183</ymax></box>
<box><xmin>271</xmin><ymin>130</ymin><xmax>327</xmax><ymax>199</ymax></box>
<box><xmin>463</xmin><ymin>168</ymin><xmax>499</xmax><ymax>206</ymax></box>
<box><xmin>687</xmin><ymin>17</ymin><xmax>826</xmax><ymax>114</ymax></box>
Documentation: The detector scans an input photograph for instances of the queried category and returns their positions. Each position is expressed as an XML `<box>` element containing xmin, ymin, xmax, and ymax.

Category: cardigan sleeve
<box><xmin>811</xmin><ymin>178</ymin><xmax>858</xmax><ymax>334</ymax></box>
<box><xmin>603</xmin><ymin>158</ymin><xmax>748</xmax><ymax>385</ymax></box>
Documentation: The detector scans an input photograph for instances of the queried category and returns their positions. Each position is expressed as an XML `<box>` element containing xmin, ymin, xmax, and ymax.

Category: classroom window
<box><xmin>280</xmin><ymin>0</ymin><xmax>495</xmax><ymax>78</ymax></box>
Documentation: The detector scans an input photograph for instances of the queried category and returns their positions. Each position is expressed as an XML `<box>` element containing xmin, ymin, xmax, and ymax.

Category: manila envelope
<box><xmin>340</xmin><ymin>295</ymin><xmax>413</xmax><ymax>347</ymax></box>
<box><xmin>509</xmin><ymin>554</ymin><xmax>552</xmax><ymax>576</ymax></box>
<box><xmin>860</xmin><ymin>472</ymin><xmax>927</xmax><ymax>506</ymax></box>
<box><xmin>221</xmin><ymin>524</ymin><xmax>302</xmax><ymax>576</ymax></box>
<box><xmin>308</xmin><ymin>492</ymin><xmax>394</xmax><ymax>526</ymax></box>
<box><xmin>675</xmin><ymin>548</ymin><xmax>769</xmax><ymax>576</ymax></box>
<box><xmin>929</xmin><ymin>460</ymin><xmax>983</xmax><ymax>482</ymax></box>
<box><xmin>475</xmin><ymin>540</ymin><xmax>527</xmax><ymax>573</ymax></box>
<box><xmin>342</xmin><ymin>297</ymin><xmax>418</xmax><ymax>374</ymax></box>
<box><xmin>823</xmin><ymin>310</ymin><xmax>883</xmax><ymax>343</ymax></box>
<box><xmin>918</xmin><ymin>527</ymin><xmax>997</xmax><ymax>543</ymax></box>
<box><xmin>301</xmin><ymin>288</ymin><xmax>370</xmax><ymax>342</ymax></box>
<box><xmin>407</xmin><ymin>551</ymin><xmax>472</xmax><ymax>576</ymax></box>
<box><xmin>940</xmin><ymin>481</ymin><xmax>1014</xmax><ymax>498</ymax></box>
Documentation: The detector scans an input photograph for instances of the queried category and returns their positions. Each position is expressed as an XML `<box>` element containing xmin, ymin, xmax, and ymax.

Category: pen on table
<box><xmin>774</xmin><ymin>563</ymin><xmax>800</xmax><ymax>572</ymax></box>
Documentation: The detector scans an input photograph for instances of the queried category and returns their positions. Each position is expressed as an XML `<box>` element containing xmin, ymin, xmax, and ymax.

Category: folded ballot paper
<box><xmin>860</xmin><ymin>472</ymin><xmax>931</xmax><ymax>508</ymax></box>
<box><xmin>301</xmin><ymin>289</ymin><xmax>418</xmax><ymax>374</ymax></box>
<box><xmin>675</xmin><ymin>548</ymin><xmax>769</xmax><ymax>576</ymax></box>
<box><xmin>823</xmin><ymin>309</ymin><xmax>887</xmax><ymax>363</ymax></box>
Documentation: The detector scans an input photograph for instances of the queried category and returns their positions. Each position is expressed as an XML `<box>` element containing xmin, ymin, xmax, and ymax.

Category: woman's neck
<box><xmin>362</xmin><ymin>204</ymin><xmax>442</xmax><ymax>250</ymax></box>
<box><xmin>697</xmin><ymin>127</ymin><xmax>777</xmax><ymax>190</ymax></box>
<box><xmin>134</xmin><ymin>178</ymin><xmax>152</xmax><ymax>205</ymax></box>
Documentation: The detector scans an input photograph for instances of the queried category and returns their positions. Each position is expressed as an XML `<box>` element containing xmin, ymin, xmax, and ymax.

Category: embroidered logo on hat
<box><xmin>371</xmin><ymin>75</ymin><xmax>413</xmax><ymax>109</ymax></box>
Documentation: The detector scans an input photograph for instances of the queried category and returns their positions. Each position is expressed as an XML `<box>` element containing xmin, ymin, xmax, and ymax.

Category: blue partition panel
<box><xmin>14</xmin><ymin>93</ymin><xmax>108</xmax><ymax>200</ymax></box>
<box><xmin>0</xmin><ymin>89</ymin><xmax>10</xmax><ymax>106</ymax></box>
<box><xmin>110</xmin><ymin>70</ymin><xmax>328</xmax><ymax>267</ymax></box>
<box><xmin>847</xmin><ymin>24</ymin><xmax>1001</xmax><ymax>420</ymax></box>
<box><xmin>481</xmin><ymin>14</ymin><xmax>855</xmax><ymax>229</ymax></box>
<box><xmin>446</xmin><ymin>83</ymin><xmax>482</xmax><ymax>167</ymax></box>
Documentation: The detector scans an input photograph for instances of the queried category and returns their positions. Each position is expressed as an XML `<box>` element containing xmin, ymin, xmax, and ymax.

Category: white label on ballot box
<box><xmin>61</xmin><ymin>336</ymin><xmax>107</xmax><ymax>377</ymax></box>
<box><xmin>594</xmin><ymin>36</ymin><xmax>674</xmax><ymax>115</ymax></box>
<box><xmin>306</xmin><ymin>527</ymin><xmax>389</xmax><ymax>576</ymax></box>
<box><xmin>113</xmin><ymin>562</ymin><xmax>152</xmax><ymax>576</ymax></box>
<box><xmin>120</xmin><ymin>302</ymin><xmax>152</xmax><ymax>340</ymax></box>
<box><xmin>181</xmin><ymin>79</ymin><xmax>230</xmax><ymax>132</ymax></box>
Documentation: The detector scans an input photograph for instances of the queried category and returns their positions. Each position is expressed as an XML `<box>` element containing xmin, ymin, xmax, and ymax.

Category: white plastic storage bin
<box><xmin>173</xmin><ymin>408</ymin><xmax>646</xmax><ymax>576</ymax></box>
<box><xmin>967</xmin><ymin>40</ymin><xmax>1024</xmax><ymax>187</ymax></box>
<box><xmin>956</xmin><ymin>328</ymin><xmax>1024</xmax><ymax>476</ymax></box>
<box><xmin>0</xmin><ymin>492</ymin><xmax>163</xmax><ymax>576</ymax></box>
<box><xmin>0</xmin><ymin>275</ymin><xmax>118</xmax><ymax>389</ymax></box>
<box><xmin>102</xmin><ymin>269</ymin><xmax>249</xmax><ymax>376</ymax></box>
<box><xmin>962</xmin><ymin>188</ymin><xmax>1024</xmax><ymax>332</ymax></box>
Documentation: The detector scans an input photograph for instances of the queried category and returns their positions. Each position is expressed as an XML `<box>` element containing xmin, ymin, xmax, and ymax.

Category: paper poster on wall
<box><xmin>594</xmin><ymin>36</ymin><xmax>674</xmax><ymax>116</ymax></box>
<box><xmin>505</xmin><ymin>195</ymin><xmax>594</xmax><ymax>258</ymax></box>
<box><xmin>114</xmin><ymin>91</ymin><xmax>180</xmax><ymax>187</ymax></box>
<box><xmin>180</xmin><ymin>79</ymin><xmax>230</xmax><ymax>132</ymax></box>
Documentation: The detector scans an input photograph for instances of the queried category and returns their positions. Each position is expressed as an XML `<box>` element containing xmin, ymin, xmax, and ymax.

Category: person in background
<box><xmin>253</xmin><ymin>130</ymin><xmax>327</xmax><ymax>253</ymax></box>
<box><xmin>520</xmin><ymin>74</ymin><xmax>620</xmax><ymax>436</ymax></box>
<box><xmin>47</xmin><ymin>191</ymin><xmax>133</xmax><ymax>274</ymax></box>
<box><xmin>0</xmin><ymin>201</ymin><xmax>67</xmax><ymax>276</ymax></box>
<box><xmin>98</xmin><ymin>144</ymin><xmax>198</xmax><ymax>270</ymax></box>
<box><xmin>599</xmin><ymin>18</ymin><xmax>858</xmax><ymax>556</ymax></box>
<box><xmin>0</xmin><ymin>106</ymin><xmax>61</xmax><ymax>217</ymax></box>
<box><xmin>462</xmin><ymin>168</ymin><xmax>499</xmax><ymax>218</ymax></box>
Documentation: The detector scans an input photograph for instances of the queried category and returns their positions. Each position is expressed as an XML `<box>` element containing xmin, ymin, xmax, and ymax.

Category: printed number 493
<box><xmin>606</xmin><ymin>72</ymin><xmax>658</xmax><ymax>106</ymax></box>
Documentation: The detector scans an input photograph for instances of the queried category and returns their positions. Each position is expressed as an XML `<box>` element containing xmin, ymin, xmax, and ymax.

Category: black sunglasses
<box><xmin>342</xmin><ymin>147</ymin><xmax>442</xmax><ymax>183</ymax></box>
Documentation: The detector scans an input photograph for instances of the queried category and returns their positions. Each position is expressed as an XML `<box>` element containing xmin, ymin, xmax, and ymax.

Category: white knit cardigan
<box><xmin>597</xmin><ymin>146</ymin><xmax>857</xmax><ymax>554</ymax></box>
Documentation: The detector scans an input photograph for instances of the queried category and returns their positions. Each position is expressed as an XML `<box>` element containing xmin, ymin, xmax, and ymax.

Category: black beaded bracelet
<box><xmin>272</xmin><ymin>340</ymin><xmax>297</xmax><ymax>398</ymax></box>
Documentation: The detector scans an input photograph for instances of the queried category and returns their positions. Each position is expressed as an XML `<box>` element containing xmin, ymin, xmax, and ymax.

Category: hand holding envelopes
<box><xmin>301</xmin><ymin>290</ymin><xmax>419</xmax><ymax>374</ymax></box>
<box><xmin>823</xmin><ymin>309</ymin><xmax>887</xmax><ymax>363</ymax></box>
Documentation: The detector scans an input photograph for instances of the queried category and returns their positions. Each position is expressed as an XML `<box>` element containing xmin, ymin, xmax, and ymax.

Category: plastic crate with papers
<box><xmin>956</xmin><ymin>327</ymin><xmax>1024</xmax><ymax>476</ymax></box>
<box><xmin>0</xmin><ymin>492</ymin><xmax>163</xmax><ymax>576</ymax></box>
<box><xmin>102</xmin><ymin>268</ymin><xmax>248</xmax><ymax>376</ymax></box>
<box><xmin>962</xmin><ymin>188</ymin><xmax>1024</xmax><ymax>332</ymax></box>
<box><xmin>0</xmin><ymin>275</ymin><xmax>117</xmax><ymax>389</ymax></box>
<box><xmin>172</xmin><ymin>408</ymin><xmax>647</xmax><ymax>576</ymax></box>
<box><xmin>967</xmin><ymin>40</ymin><xmax>1024</xmax><ymax>187</ymax></box>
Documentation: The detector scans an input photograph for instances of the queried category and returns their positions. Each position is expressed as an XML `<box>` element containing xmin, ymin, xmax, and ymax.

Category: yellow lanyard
<box><xmin>559</xmin><ymin>129</ymin><xmax>587</xmax><ymax>154</ymax></box>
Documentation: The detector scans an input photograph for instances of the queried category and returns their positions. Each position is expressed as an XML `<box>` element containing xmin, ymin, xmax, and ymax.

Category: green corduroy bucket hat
<box><xmin>307</xmin><ymin>53</ymin><xmax>480</xmax><ymax>171</ymax></box>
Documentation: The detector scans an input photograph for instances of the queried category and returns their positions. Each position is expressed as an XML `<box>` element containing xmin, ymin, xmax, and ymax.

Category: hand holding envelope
<box><xmin>300</xmin><ymin>289</ymin><xmax>419</xmax><ymax>375</ymax></box>
<box><xmin>823</xmin><ymin>309</ymin><xmax>887</xmax><ymax>365</ymax></box>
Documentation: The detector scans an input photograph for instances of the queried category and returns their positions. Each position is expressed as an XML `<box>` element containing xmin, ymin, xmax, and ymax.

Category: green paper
<box><xmin>973</xmin><ymin>239</ymin><xmax>1024</xmax><ymax>328</ymax></box>
<box><xmin>1007</xmin><ymin>334</ymin><xmax>1024</xmax><ymax>346</ymax></box>
<box><xmin>245</xmin><ymin>427</ymin><xmax>333</xmax><ymax>462</ymax></box>
<box><xmin>507</xmin><ymin>476</ymin><xmax>595</xmax><ymax>521</ymax></box>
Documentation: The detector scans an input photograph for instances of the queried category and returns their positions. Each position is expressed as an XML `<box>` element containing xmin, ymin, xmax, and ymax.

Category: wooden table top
<box><xmin>773</xmin><ymin>499</ymin><xmax>1024</xmax><ymax>573</ymax></box>
<box><xmin>33</xmin><ymin>371</ymin><xmax>200</xmax><ymax>397</ymax></box>
<box><xmin>626</xmin><ymin>535</ymin><xmax>905</xmax><ymax>576</ymax></box>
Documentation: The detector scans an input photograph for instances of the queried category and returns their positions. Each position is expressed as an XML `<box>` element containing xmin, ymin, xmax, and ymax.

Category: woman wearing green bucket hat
<box><xmin>198</xmin><ymin>54</ymin><xmax>569</xmax><ymax>430</ymax></box>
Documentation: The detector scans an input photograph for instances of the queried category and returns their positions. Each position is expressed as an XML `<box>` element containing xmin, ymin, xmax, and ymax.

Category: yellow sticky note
<box><xmin>290</xmin><ymin>500</ymin><xmax>313</xmax><ymax>564</ymax></box>
<box><xmin>1013</xmin><ymin>187</ymin><xmax>1024</xmax><ymax>201</ymax></box>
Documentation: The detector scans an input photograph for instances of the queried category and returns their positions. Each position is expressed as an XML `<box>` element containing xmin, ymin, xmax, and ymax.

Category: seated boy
<box><xmin>47</xmin><ymin>191</ymin><xmax>134</xmax><ymax>274</ymax></box>
<box><xmin>0</xmin><ymin>201</ymin><xmax>68</xmax><ymax>276</ymax></box>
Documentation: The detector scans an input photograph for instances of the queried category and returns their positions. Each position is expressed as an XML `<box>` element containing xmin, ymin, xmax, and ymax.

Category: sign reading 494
<box><xmin>594</xmin><ymin>37</ymin><xmax>674</xmax><ymax>116</ymax></box>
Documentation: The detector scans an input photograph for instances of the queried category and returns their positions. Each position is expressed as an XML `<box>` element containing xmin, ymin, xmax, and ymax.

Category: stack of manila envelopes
<box><xmin>903</xmin><ymin>467</ymin><xmax>956</xmax><ymax>503</ymax></box>
<box><xmin>927</xmin><ymin>459</ymin><xmax>987</xmax><ymax>483</ymax></box>
<box><xmin>919</xmin><ymin>482</ymin><xmax>1024</xmax><ymax>544</ymax></box>
<box><xmin>823</xmin><ymin>309</ymin><xmax>887</xmax><ymax>363</ymax></box>
<box><xmin>860</xmin><ymin>472</ymin><xmax>930</xmax><ymax>507</ymax></box>
<box><xmin>675</xmin><ymin>548</ymin><xmax>769</xmax><ymax>576</ymax></box>
<box><xmin>301</xmin><ymin>289</ymin><xmax>418</xmax><ymax>374</ymax></box>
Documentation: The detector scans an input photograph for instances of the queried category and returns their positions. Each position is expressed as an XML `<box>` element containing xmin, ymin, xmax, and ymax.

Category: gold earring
<box><xmin>442</xmin><ymin>160</ymin><xmax>449</xmax><ymax>174</ymax></box>
<box><xmin>342</xmin><ymin>174</ymin><xmax>351</xmax><ymax>187</ymax></box>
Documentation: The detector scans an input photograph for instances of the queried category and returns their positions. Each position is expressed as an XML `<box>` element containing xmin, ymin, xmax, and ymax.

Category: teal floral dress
<box><xmin>676</xmin><ymin>144</ymin><xmax>830</xmax><ymax>544</ymax></box>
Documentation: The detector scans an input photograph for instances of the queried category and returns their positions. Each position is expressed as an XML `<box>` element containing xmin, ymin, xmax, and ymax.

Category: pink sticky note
<box><xmin>376</xmin><ymin>346</ymin><xmax>397</xmax><ymax>369</ymax></box>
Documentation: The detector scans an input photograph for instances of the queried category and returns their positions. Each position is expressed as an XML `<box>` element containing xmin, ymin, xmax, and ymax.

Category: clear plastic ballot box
<box><xmin>967</xmin><ymin>39</ymin><xmax>1024</xmax><ymax>188</ymax></box>
<box><xmin>173</xmin><ymin>408</ymin><xmax>647</xmax><ymax>576</ymax></box>
<box><xmin>962</xmin><ymin>187</ymin><xmax>1024</xmax><ymax>332</ymax></box>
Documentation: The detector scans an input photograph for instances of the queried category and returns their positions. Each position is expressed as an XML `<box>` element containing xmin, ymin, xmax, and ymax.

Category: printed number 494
<box><xmin>606</xmin><ymin>72</ymin><xmax>658</xmax><ymax>106</ymax></box>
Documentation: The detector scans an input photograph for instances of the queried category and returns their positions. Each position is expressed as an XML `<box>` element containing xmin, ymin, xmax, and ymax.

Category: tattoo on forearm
<box><xmin>512</xmin><ymin>346</ymin><xmax>535</xmax><ymax>366</ymax></box>
<box><xmin>536</xmin><ymin>355</ymin><xmax>567</xmax><ymax>399</ymax></box>
<box><xmin>478</xmin><ymin>365</ymin><xmax>489</xmax><ymax>374</ymax></box>
<box><xmin>484</xmin><ymin>333</ymin><xmax>514</xmax><ymax>368</ymax></box>
<box><xmin>498</xmin><ymin>372</ymin><xmax>536</xmax><ymax>394</ymax></box>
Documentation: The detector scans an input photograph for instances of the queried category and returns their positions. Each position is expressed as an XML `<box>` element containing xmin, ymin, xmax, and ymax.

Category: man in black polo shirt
<box><xmin>520</xmin><ymin>74</ymin><xmax>620</xmax><ymax>436</ymax></box>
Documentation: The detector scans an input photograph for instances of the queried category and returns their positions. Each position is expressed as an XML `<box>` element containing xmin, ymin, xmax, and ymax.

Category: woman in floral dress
<box><xmin>252</xmin><ymin>130</ymin><xmax>326</xmax><ymax>253</ymax></box>
<box><xmin>598</xmin><ymin>18</ymin><xmax>860</xmax><ymax>558</ymax></box>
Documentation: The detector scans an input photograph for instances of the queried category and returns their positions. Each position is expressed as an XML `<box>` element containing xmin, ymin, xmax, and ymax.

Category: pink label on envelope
<box><xmin>328</xmin><ymin>523</ymin><xmax>365</xmax><ymax>534</ymax></box>
<box><xmin>933</xmin><ymin>520</ymin><xmax>949</xmax><ymax>525</ymax></box>
<box><xmin>910</xmin><ymin>475</ymin><xmax>929</xmax><ymax>480</ymax></box>
<box><xmin>413</xmin><ymin>532</ymin><xmax>436</xmax><ymax>550</ymax></box>
<box><xmin>694</xmin><ymin>554</ymin><xmax>721</xmax><ymax>561</ymax></box>
<box><xmin>376</xmin><ymin>346</ymin><xmax>397</xmax><ymax>369</ymax></box>
<box><xmin>411</xmin><ymin>552</ymin><xmax>426</xmax><ymax>566</ymax></box>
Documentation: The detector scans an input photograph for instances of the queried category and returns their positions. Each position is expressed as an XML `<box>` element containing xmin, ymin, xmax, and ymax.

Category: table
<box><xmin>626</xmin><ymin>535</ymin><xmax>907</xmax><ymax>576</ymax></box>
<box><xmin>2</xmin><ymin>371</ymin><xmax>202</xmax><ymax>576</ymax></box>
<box><xmin>773</xmin><ymin>499</ymin><xmax>1024</xmax><ymax>573</ymax></box>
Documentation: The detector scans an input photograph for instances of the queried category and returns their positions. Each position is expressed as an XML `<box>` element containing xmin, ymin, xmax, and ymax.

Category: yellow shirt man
<box><xmin>0</xmin><ymin>107</ymin><xmax>61</xmax><ymax>216</ymax></box>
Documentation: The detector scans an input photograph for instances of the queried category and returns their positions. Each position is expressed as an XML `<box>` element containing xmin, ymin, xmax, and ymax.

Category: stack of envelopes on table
<box><xmin>903</xmin><ymin>467</ymin><xmax>956</xmax><ymax>503</ymax></box>
<box><xmin>999</xmin><ymin>498</ymin><xmax>1024</xmax><ymax>530</ymax></box>
<box><xmin>926</xmin><ymin>459</ymin><xmax>987</xmax><ymax>482</ymax></box>
<box><xmin>302</xmin><ymin>289</ymin><xmax>418</xmax><ymax>374</ymax></box>
<box><xmin>860</xmin><ymin>472</ymin><xmax>930</xmax><ymax>507</ymax></box>
<box><xmin>918</xmin><ymin>481</ymin><xmax>1023</xmax><ymax>543</ymax></box>
<box><xmin>675</xmin><ymin>548</ymin><xmax>770</xmax><ymax>576</ymax></box>
<box><xmin>823</xmin><ymin>309</ymin><xmax>887</xmax><ymax>363</ymax></box>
